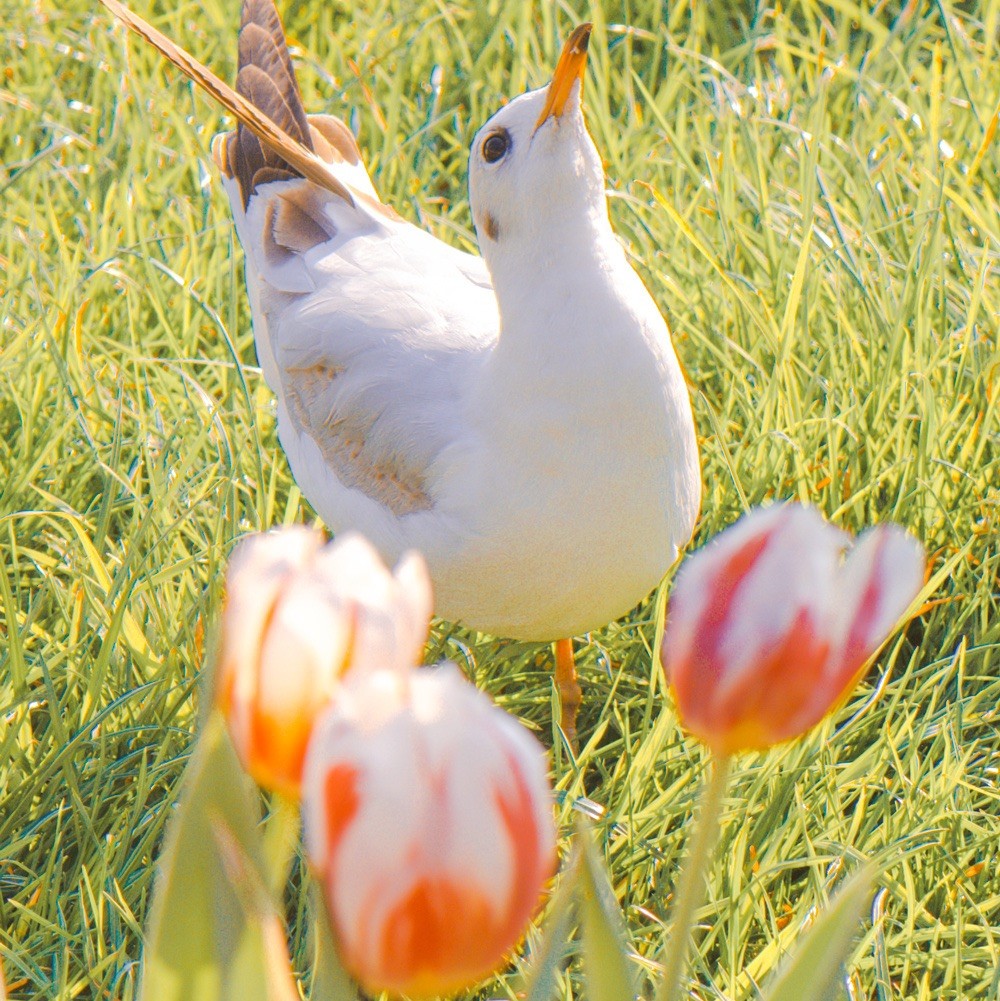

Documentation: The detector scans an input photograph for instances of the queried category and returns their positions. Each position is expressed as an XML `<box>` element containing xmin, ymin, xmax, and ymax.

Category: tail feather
<box><xmin>237</xmin><ymin>0</ymin><xmax>301</xmax><ymax>116</ymax></box>
<box><xmin>231</xmin><ymin>0</ymin><xmax>313</xmax><ymax>204</ymax></box>
<box><xmin>99</xmin><ymin>0</ymin><xmax>354</xmax><ymax>206</ymax></box>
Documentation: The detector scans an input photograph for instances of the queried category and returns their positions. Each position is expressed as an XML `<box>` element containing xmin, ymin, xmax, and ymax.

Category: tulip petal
<box><xmin>257</xmin><ymin>575</ymin><xmax>354</xmax><ymax>708</ymax></box>
<box><xmin>311</xmin><ymin>533</ymin><xmax>430</xmax><ymax>675</ymax></box>
<box><xmin>828</xmin><ymin>524</ymin><xmax>925</xmax><ymax>677</ymax></box>
<box><xmin>218</xmin><ymin>528</ymin><xmax>324</xmax><ymax>762</ymax></box>
<box><xmin>664</xmin><ymin>504</ymin><xmax>789</xmax><ymax>680</ymax></box>
<box><xmin>665</xmin><ymin>505</ymin><xmax>846</xmax><ymax>719</ymax></box>
<box><xmin>321</xmin><ymin>762</ymin><xmax>362</xmax><ymax>866</ymax></box>
<box><xmin>221</xmin><ymin>529</ymin><xmax>325</xmax><ymax>703</ymax></box>
<box><xmin>708</xmin><ymin>608</ymin><xmax>832</xmax><ymax>753</ymax></box>
<box><xmin>393</xmin><ymin>550</ymin><xmax>434</xmax><ymax>663</ymax></box>
<box><xmin>711</xmin><ymin>504</ymin><xmax>846</xmax><ymax>703</ymax></box>
<box><xmin>372</xmin><ymin>874</ymin><xmax>529</xmax><ymax>999</ymax></box>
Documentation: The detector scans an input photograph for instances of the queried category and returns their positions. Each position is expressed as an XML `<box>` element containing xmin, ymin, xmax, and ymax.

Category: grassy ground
<box><xmin>2</xmin><ymin>0</ymin><xmax>999</xmax><ymax>998</ymax></box>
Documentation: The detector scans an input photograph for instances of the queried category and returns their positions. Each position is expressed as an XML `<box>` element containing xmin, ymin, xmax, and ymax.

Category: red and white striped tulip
<box><xmin>661</xmin><ymin>503</ymin><xmax>925</xmax><ymax>755</ymax></box>
<box><xmin>216</xmin><ymin>527</ymin><xmax>432</xmax><ymax>799</ymax></box>
<box><xmin>302</xmin><ymin>665</ymin><xmax>556</xmax><ymax>999</ymax></box>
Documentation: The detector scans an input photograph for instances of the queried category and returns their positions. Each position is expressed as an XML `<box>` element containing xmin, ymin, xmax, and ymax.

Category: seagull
<box><xmin>102</xmin><ymin>0</ymin><xmax>702</xmax><ymax>746</ymax></box>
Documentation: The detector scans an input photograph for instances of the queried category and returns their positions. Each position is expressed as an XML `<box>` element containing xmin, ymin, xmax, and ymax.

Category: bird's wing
<box><xmin>212</xmin><ymin>0</ymin><xmax>499</xmax><ymax>524</ymax></box>
<box><xmin>224</xmin><ymin>156</ymin><xmax>498</xmax><ymax>523</ymax></box>
<box><xmin>102</xmin><ymin>0</ymin><xmax>498</xmax><ymax>524</ymax></box>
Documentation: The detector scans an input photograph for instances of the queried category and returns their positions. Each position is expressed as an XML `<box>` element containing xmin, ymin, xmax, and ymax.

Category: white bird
<box><xmin>103</xmin><ymin>0</ymin><xmax>701</xmax><ymax>745</ymax></box>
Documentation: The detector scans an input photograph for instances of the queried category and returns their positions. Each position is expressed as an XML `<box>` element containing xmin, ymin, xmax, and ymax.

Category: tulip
<box><xmin>216</xmin><ymin>527</ymin><xmax>432</xmax><ymax>799</ymax></box>
<box><xmin>656</xmin><ymin>504</ymin><xmax>925</xmax><ymax>1001</ymax></box>
<box><xmin>301</xmin><ymin>665</ymin><xmax>556</xmax><ymax>999</ymax></box>
<box><xmin>661</xmin><ymin>503</ymin><xmax>926</xmax><ymax>755</ymax></box>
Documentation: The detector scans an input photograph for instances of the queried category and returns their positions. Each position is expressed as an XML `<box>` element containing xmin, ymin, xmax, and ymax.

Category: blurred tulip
<box><xmin>662</xmin><ymin>503</ymin><xmax>925</xmax><ymax>755</ymax></box>
<box><xmin>217</xmin><ymin>527</ymin><xmax>432</xmax><ymax>799</ymax></box>
<box><xmin>302</xmin><ymin>665</ymin><xmax>556</xmax><ymax>999</ymax></box>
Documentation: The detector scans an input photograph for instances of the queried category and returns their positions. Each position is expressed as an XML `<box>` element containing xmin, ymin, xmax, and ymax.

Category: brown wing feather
<box><xmin>99</xmin><ymin>0</ymin><xmax>354</xmax><ymax>206</ymax></box>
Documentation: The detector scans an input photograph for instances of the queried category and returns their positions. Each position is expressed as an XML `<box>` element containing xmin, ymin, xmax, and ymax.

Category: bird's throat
<box><xmin>485</xmin><ymin>207</ymin><xmax>620</xmax><ymax>339</ymax></box>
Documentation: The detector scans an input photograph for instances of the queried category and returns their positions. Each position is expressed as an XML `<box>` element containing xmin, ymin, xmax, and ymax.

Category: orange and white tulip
<box><xmin>216</xmin><ymin>527</ymin><xmax>432</xmax><ymax>799</ymax></box>
<box><xmin>661</xmin><ymin>503</ymin><xmax>925</xmax><ymax>755</ymax></box>
<box><xmin>302</xmin><ymin>665</ymin><xmax>556</xmax><ymax>999</ymax></box>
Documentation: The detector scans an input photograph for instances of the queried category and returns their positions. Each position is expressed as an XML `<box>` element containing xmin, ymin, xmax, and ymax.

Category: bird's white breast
<box><xmin>424</xmin><ymin>255</ymin><xmax>702</xmax><ymax>640</ymax></box>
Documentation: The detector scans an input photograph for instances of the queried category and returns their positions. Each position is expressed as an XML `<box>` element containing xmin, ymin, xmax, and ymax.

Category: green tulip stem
<box><xmin>657</xmin><ymin>752</ymin><xmax>732</xmax><ymax>1001</ymax></box>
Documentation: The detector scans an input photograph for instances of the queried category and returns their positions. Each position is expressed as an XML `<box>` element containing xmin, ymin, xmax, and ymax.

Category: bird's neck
<box><xmin>485</xmin><ymin>203</ymin><xmax>626</xmax><ymax>344</ymax></box>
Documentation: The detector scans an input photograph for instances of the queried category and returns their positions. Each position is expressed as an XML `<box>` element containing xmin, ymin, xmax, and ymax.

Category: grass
<box><xmin>1</xmin><ymin>0</ymin><xmax>999</xmax><ymax>997</ymax></box>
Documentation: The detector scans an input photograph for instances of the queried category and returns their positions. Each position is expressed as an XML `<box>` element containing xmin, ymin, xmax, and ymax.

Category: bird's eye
<box><xmin>482</xmin><ymin>130</ymin><xmax>510</xmax><ymax>164</ymax></box>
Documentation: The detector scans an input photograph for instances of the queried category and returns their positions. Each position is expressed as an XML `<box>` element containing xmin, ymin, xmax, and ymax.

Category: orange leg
<box><xmin>554</xmin><ymin>638</ymin><xmax>582</xmax><ymax>749</ymax></box>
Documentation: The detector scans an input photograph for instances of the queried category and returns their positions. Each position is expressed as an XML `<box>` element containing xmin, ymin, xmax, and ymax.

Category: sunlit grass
<box><xmin>1</xmin><ymin>0</ymin><xmax>998</xmax><ymax>998</ymax></box>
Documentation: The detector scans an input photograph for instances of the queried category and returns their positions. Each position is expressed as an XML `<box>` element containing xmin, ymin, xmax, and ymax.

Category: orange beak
<box><xmin>533</xmin><ymin>23</ymin><xmax>592</xmax><ymax>131</ymax></box>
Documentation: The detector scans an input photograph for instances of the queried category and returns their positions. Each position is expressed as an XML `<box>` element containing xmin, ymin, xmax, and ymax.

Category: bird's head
<box><xmin>468</xmin><ymin>24</ymin><xmax>606</xmax><ymax>268</ymax></box>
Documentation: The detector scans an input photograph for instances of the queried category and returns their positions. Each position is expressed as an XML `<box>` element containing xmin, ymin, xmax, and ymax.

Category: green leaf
<box><xmin>576</xmin><ymin>821</ymin><xmax>637</xmax><ymax>1001</ymax></box>
<box><xmin>308</xmin><ymin>876</ymin><xmax>362</xmax><ymax>1001</ymax></box>
<box><xmin>760</xmin><ymin>865</ymin><xmax>874</xmax><ymax>1001</ymax></box>
<box><xmin>260</xmin><ymin>796</ymin><xmax>301</xmax><ymax>899</ymax></box>
<box><xmin>523</xmin><ymin>846</ymin><xmax>581</xmax><ymax>1001</ymax></box>
<box><xmin>139</xmin><ymin>712</ymin><xmax>269</xmax><ymax>1001</ymax></box>
<box><xmin>211</xmin><ymin>818</ymin><xmax>299</xmax><ymax>1001</ymax></box>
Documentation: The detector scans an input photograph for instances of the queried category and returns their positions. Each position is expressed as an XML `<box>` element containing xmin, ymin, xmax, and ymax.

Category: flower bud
<box><xmin>216</xmin><ymin>528</ymin><xmax>432</xmax><ymax>798</ymax></box>
<box><xmin>302</xmin><ymin>665</ymin><xmax>556</xmax><ymax>999</ymax></box>
<box><xmin>661</xmin><ymin>504</ymin><xmax>925</xmax><ymax>755</ymax></box>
